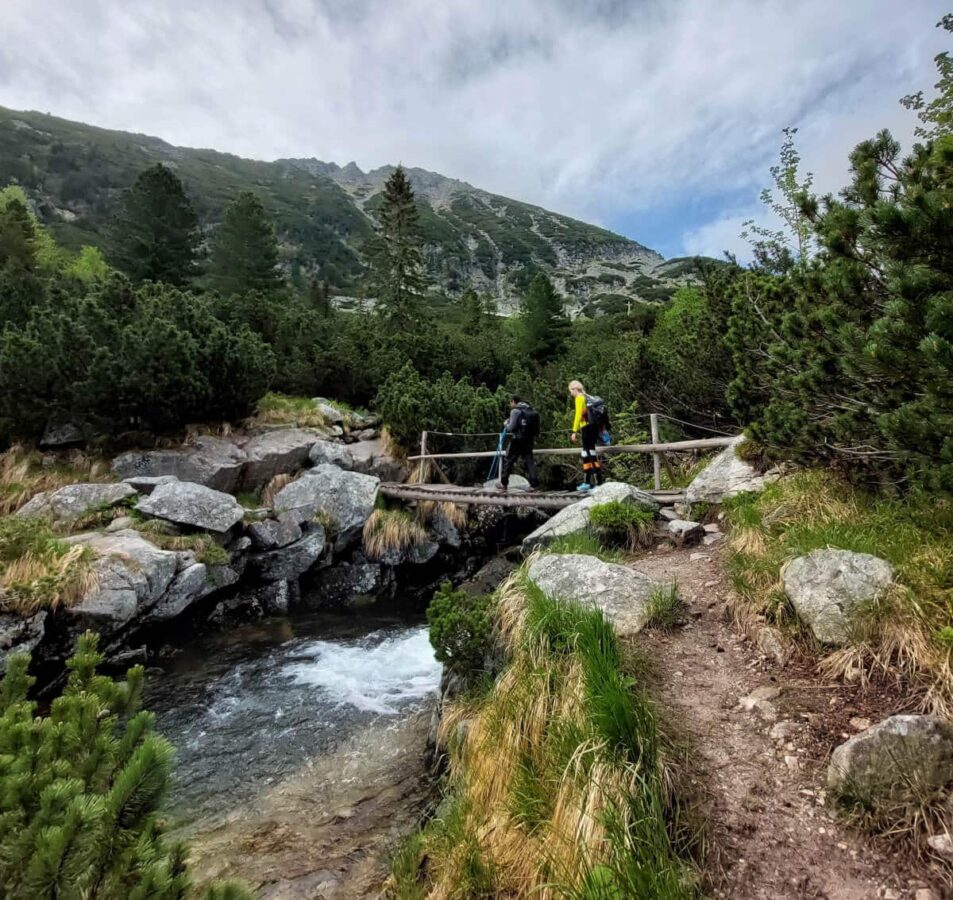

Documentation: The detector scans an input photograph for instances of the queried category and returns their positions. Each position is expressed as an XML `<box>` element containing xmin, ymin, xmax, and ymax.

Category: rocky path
<box><xmin>631</xmin><ymin>544</ymin><xmax>940</xmax><ymax>900</ymax></box>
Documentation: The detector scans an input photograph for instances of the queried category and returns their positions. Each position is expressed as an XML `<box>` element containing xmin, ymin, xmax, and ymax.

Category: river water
<box><xmin>147</xmin><ymin>606</ymin><xmax>442</xmax><ymax>897</ymax></box>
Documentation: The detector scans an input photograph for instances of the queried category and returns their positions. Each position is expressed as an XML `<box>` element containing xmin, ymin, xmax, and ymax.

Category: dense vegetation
<box><xmin>0</xmin><ymin>18</ymin><xmax>950</xmax><ymax>497</ymax></box>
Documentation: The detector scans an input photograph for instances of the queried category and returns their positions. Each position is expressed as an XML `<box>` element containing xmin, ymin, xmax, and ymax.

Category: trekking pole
<box><xmin>487</xmin><ymin>428</ymin><xmax>506</xmax><ymax>481</ymax></box>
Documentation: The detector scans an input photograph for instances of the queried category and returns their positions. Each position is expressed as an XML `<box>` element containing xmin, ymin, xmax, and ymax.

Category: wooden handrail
<box><xmin>406</xmin><ymin>434</ymin><xmax>737</xmax><ymax>462</ymax></box>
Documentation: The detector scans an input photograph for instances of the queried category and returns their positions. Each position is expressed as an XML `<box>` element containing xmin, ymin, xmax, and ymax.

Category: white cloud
<box><xmin>682</xmin><ymin>210</ymin><xmax>761</xmax><ymax>263</ymax></box>
<box><xmin>0</xmin><ymin>0</ymin><xmax>946</xmax><ymax>252</ymax></box>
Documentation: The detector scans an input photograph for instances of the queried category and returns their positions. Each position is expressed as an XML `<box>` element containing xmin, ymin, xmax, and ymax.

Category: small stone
<box><xmin>703</xmin><ymin>532</ymin><xmax>725</xmax><ymax>546</ymax></box>
<box><xmin>914</xmin><ymin>890</ymin><xmax>940</xmax><ymax>900</ymax></box>
<box><xmin>738</xmin><ymin>696</ymin><xmax>778</xmax><ymax>722</ymax></box>
<box><xmin>927</xmin><ymin>833</ymin><xmax>953</xmax><ymax>858</ymax></box>
<box><xmin>771</xmin><ymin>721</ymin><xmax>800</xmax><ymax>742</ymax></box>
<box><xmin>748</xmin><ymin>685</ymin><xmax>781</xmax><ymax>701</ymax></box>
<box><xmin>883</xmin><ymin>889</ymin><xmax>901</xmax><ymax>900</ymax></box>
<box><xmin>690</xmin><ymin>552</ymin><xmax>711</xmax><ymax>563</ymax></box>
<box><xmin>785</xmin><ymin>755</ymin><xmax>800</xmax><ymax>772</ymax></box>
<box><xmin>704</xmin><ymin>579</ymin><xmax>719</xmax><ymax>588</ymax></box>
<box><xmin>849</xmin><ymin>716</ymin><xmax>872</xmax><ymax>731</ymax></box>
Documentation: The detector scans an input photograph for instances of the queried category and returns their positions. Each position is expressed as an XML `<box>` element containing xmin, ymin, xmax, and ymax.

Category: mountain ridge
<box><xmin>0</xmin><ymin>105</ymin><xmax>706</xmax><ymax>313</ymax></box>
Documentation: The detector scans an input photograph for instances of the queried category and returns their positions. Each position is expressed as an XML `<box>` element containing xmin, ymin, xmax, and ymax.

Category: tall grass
<box><xmin>363</xmin><ymin>508</ymin><xmax>428</xmax><ymax>560</ymax></box>
<box><xmin>723</xmin><ymin>470</ymin><xmax>953</xmax><ymax>716</ymax></box>
<box><xmin>0</xmin><ymin>445</ymin><xmax>112</xmax><ymax>515</ymax></box>
<box><xmin>0</xmin><ymin>517</ymin><xmax>96</xmax><ymax>615</ymax></box>
<box><xmin>387</xmin><ymin>570</ymin><xmax>695</xmax><ymax>898</ymax></box>
<box><xmin>546</xmin><ymin>532</ymin><xmax>624</xmax><ymax>562</ymax></box>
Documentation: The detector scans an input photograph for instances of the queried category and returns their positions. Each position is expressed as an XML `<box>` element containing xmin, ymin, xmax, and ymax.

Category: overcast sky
<box><xmin>1</xmin><ymin>1</ymin><xmax>946</xmax><ymax>258</ymax></box>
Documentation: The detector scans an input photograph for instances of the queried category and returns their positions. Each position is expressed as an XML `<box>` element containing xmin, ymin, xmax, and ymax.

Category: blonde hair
<box><xmin>568</xmin><ymin>380</ymin><xmax>585</xmax><ymax>393</ymax></box>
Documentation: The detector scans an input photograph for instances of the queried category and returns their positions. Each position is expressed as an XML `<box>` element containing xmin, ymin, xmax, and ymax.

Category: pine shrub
<box><xmin>426</xmin><ymin>582</ymin><xmax>496</xmax><ymax>677</ymax></box>
<box><xmin>0</xmin><ymin>633</ymin><xmax>194</xmax><ymax>897</ymax></box>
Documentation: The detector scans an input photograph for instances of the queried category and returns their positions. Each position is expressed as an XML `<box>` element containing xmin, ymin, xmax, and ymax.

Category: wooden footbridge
<box><xmin>378</xmin><ymin>415</ymin><xmax>739</xmax><ymax>509</ymax></box>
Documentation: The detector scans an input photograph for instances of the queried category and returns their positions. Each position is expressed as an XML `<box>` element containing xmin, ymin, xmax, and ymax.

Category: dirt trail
<box><xmin>631</xmin><ymin>544</ymin><xmax>941</xmax><ymax>900</ymax></box>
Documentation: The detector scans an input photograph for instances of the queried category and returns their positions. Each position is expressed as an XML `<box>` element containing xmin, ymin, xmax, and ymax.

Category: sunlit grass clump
<box><xmin>723</xmin><ymin>470</ymin><xmax>953</xmax><ymax>716</ymax></box>
<box><xmin>363</xmin><ymin>508</ymin><xmax>428</xmax><ymax>561</ymax></box>
<box><xmin>387</xmin><ymin>569</ymin><xmax>696</xmax><ymax>898</ymax></box>
<box><xmin>0</xmin><ymin>516</ymin><xmax>96</xmax><ymax>616</ymax></box>
<box><xmin>589</xmin><ymin>500</ymin><xmax>656</xmax><ymax>551</ymax></box>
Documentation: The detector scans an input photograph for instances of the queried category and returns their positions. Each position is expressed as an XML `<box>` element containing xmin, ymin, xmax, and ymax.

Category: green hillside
<box><xmin>0</xmin><ymin>105</ymin><xmax>707</xmax><ymax>312</ymax></box>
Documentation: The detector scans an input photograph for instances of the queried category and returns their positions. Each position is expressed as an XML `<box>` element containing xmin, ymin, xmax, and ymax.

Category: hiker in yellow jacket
<box><xmin>568</xmin><ymin>380</ymin><xmax>606</xmax><ymax>491</ymax></box>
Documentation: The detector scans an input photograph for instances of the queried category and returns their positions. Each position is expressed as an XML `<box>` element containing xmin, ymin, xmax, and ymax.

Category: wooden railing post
<box><xmin>418</xmin><ymin>431</ymin><xmax>428</xmax><ymax>484</ymax></box>
<box><xmin>650</xmin><ymin>414</ymin><xmax>662</xmax><ymax>491</ymax></box>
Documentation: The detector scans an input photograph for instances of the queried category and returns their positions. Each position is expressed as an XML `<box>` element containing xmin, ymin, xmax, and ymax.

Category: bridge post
<box><xmin>650</xmin><ymin>414</ymin><xmax>662</xmax><ymax>491</ymax></box>
<box><xmin>418</xmin><ymin>431</ymin><xmax>428</xmax><ymax>484</ymax></box>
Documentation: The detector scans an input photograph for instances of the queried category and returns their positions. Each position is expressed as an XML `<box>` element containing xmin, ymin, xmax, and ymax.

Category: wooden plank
<box><xmin>406</xmin><ymin>435</ymin><xmax>736</xmax><ymax>462</ymax></box>
<box><xmin>379</xmin><ymin>484</ymin><xmax>583</xmax><ymax>508</ymax></box>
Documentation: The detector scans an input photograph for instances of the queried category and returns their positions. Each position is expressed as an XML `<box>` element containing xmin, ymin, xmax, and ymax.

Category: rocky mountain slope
<box><xmin>0</xmin><ymin>105</ymin><xmax>711</xmax><ymax>314</ymax></box>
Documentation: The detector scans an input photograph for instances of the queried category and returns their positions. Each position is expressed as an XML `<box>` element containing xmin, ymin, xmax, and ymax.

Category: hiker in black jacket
<box><xmin>498</xmin><ymin>396</ymin><xmax>540</xmax><ymax>491</ymax></box>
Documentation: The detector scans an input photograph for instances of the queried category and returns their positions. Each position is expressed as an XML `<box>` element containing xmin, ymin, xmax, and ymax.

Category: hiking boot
<box><xmin>575</xmin><ymin>483</ymin><xmax>593</xmax><ymax>492</ymax></box>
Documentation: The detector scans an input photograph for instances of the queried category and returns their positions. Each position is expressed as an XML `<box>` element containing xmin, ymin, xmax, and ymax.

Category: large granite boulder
<box><xmin>238</xmin><ymin>428</ymin><xmax>325</xmax><ymax>491</ymax></box>
<box><xmin>0</xmin><ymin>611</ymin><xmax>47</xmax><ymax>667</ymax></box>
<box><xmin>685</xmin><ymin>436</ymin><xmax>778</xmax><ymax>504</ymax></box>
<box><xmin>136</xmin><ymin>482</ymin><xmax>245</xmax><ymax>534</ymax></box>
<box><xmin>273</xmin><ymin>465</ymin><xmax>379</xmax><ymax>545</ymax></box>
<box><xmin>308</xmin><ymin>440</ymin><xmax>355</xmax><ymax>470</ymax></box>
<box><xmin>248</xmin><ymin>529</ymin><xmax>327</xmax><ymax>582</ymax></box>
<box><xmin>782</xmin><ymin>549</ymin><xmax>894</xmax><ymax>644</ymax></box>
<box><xmin>311</xmin><ymin>563</ymin><xmax>388</xmax><ymax>607</ymax></box>
<box><xmin>349</xmin><ymin>437</ymin><xmax>409</xmax><ymax>483</ymax></box>
<box><xmin>527</xmin><ymin>553</ymin><xmax>659</xmax><ymax>636</ymax></box>
<box><xmin>143</xmin><ymin>563</ymin><xmax>210</xmax><ymax>622</ymax></box>
<box><xmin>66</xmin><ymin>530</ymin><xmax>179</xmax><ymax>628</ymax></box>
<box><xmin>39</xmin><ymin>421</ymin><xmax>84</xmax><ymax>448</ymax></box>
<box><xmin>247</xmin><ymin>518</ymin><xmax>303</xmax><ymax>551</ymax></box>
<box><xmin>121</xmin><ymin>474</ymin><xmax>179</xmax><ymax>495</ymax></box>
<box><xmin>312</xmin><ymin>398</ymin><xmax>347</xmax><ymax>425</ymax></box>
<box><xmin>17</xmin><ymin>482</ymin><xmax>137</xmax><ymax>523</ymax></box>
<box><xmin>113</xmin><ymin>436</ymin><xmax>247</xmax><ymax>493</ymax></box>
<box><xmin>522</xmin><ymin>482</ymin><xmax>659</xmax><ymax>553</ymax></box>
<box><xmin>828</xmin><ymin>715</ymin><xmax>953</xmax><ymax>800</ymax></box>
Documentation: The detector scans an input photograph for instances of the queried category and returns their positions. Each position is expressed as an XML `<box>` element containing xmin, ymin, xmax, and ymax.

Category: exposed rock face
<box><xmin>349</xmin><ymin>438</ymin><xmax>409</xmax><ymax>483</ymax></box>
<box><xmin>311</xmin><ymin>563</ymin><xmax>388</xmax><ymax>607</ymax></box>
<box><xmin>136</xmin><ymin>482</ymin><xmax>245</xmax><ymax>534</ymax></box>
<box><xmin>782</xmin><ymin>549</ymin><xmax>894</xmax><ymax>644</ymax></box>
<box><xmin>308</xmin><ymin>440</ymin><xmax>355</xmax><ymax>470</ymax></box>
<box><xmin>67</xmin><ymin>530</ymin><xmax>179</xmax><ymax>627</ymax></box>
<box><xmin>0</xmin><ymin>611</ymin><xmax>47</xmax><ymax>667</ymax></box>
<box><xmin>526</xmin><ymin>553</ymin><xmax>658</xmax><ymax>635</ymax></box>
<box><xmin>522</xmin><ymin>481</ymin><xmax>659</xmax><ymax>552</ymax></box>
<box><xmin>248</xmin><ymin>529</ymin><xmax>327</xmax><ymax>582</ymax></box>
<box><xmin>238</xmin><ymin>429</ymin><xmax>324</xmax><ymax>491</ymax></box>
<box><xmin>247</xmin><ymin>518</ymin><xmax>303</xmax><ymax>551</ymax></box>
<box><xmin>17</xmin><ymin>482</ymin><xmax>137</xmax><ymax>523</ymax></box>
<box><xmin>144</xmin><ymin>563</ymin><xmax>209</xmax><ymax>622</ymax></box>
<box><xmin>273</xmin><ymin>466</ymin><xmax>379</xmax><ymax>544</ymax></box>
<box><xmin>113</xmin><ymin>437</ymin><xmax>246</xmax><ymax>493</ymax></box>
<box><xmin>685</xmin><ymin>436</ymin><xmax>778</xmax><ymax>504</ymax></box>
<box><xmin>430</xmin><ymin>507</ymin><xmax>463</xmax><ymax>548</ymax></box>
<box><xmin>828</xmin><ymin>715</ymin><xmax>953</xmax><ymax>800</ymax></box>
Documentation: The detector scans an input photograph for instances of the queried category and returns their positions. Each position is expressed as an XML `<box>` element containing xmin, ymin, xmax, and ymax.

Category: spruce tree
<box><xmin>107</xmin><ymin>164</ymin><xmax>199</xmax><ymax>287</ymax></box>
<box><xmin>520</xmin><ymin>273</ymin><xmax>569</xmax><ymax>363</ymax></box>
<box><xmin>370</xmin><ymin>166</ymin><xmax>427</xmax><ymax>331</ymax></box>
<box><xmin>207</xmin><ymin>191</ymin><xmax>283</xmax><ymax>296</ymax></box>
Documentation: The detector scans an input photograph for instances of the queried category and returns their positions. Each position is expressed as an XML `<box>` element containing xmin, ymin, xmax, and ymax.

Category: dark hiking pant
<box><xmin>580</xmin><ymin>423</ymin><xmax>605</xmax><ymax>486</ymax></box>
<box><xmin>501</xmin><ymin>438</ymin><xmax>539</xmax><ymax>488</ymax></box>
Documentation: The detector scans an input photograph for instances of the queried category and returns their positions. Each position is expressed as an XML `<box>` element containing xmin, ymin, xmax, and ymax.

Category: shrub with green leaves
<box><xmin>0</xmin><ymin>632</ymin><xmax>252</xmax><ymax>898</ymax></box>
<box><xmin>426</xmin><ymin>582</ymin><xmax>496</xmax><ymax>677</ymax></box>
<box><xmin>588</xmin><ymin>500</ymin><xmax>656</xmax><ymax>550</ymax></box>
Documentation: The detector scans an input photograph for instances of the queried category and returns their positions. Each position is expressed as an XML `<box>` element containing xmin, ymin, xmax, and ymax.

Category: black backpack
<box><xmin>585</xmin><ymin>394</ymin><xmax>609</xmax><ymax>428</ymax></box>
<box><xmin>516</xmin><ymin>405</ymin><xmax>541</xmax><ymax>439</ymax></box>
